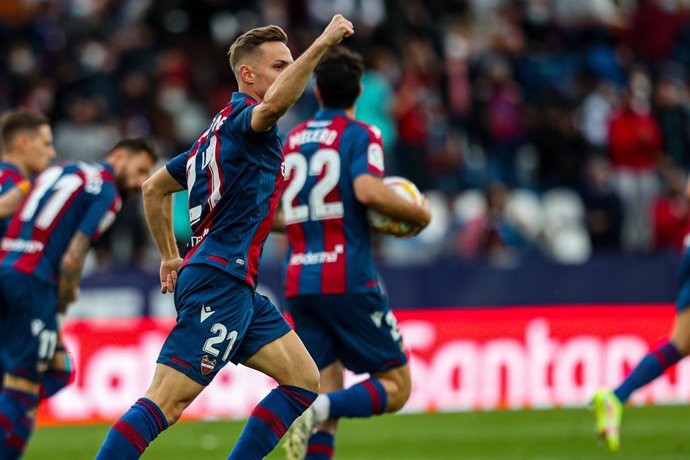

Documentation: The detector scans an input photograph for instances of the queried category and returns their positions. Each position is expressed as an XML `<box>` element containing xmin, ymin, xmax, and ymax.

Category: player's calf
<box><xmin>0</xmin><ymin>377</ymin><xmax>40</xmax><ymax>457</ymax></box>
<box><xmin>230</xmin><ymin>331</ymin><xmax>319</xmax><ymax>459</ymax></box>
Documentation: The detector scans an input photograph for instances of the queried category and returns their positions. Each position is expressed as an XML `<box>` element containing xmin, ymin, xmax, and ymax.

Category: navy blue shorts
<box><xmin>0</xmin><ymin>268</ymin><xmax>58</xmax><ymax>382</ymax></box>
<box><xmin>158</xmin><ymin>264</ymin><xmax>291</xmax><ymax>386</ymax></box>
<box><xmin>287</xmin><ymin>292</ymin><xmax>407</xmax><ymax>375</ymax></box>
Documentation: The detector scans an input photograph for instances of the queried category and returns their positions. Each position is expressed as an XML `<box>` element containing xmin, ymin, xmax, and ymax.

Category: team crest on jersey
<box><xmin>200</xmin><ymin>355</ymin><xmax>216</xmax><ymax>376</ymax></box>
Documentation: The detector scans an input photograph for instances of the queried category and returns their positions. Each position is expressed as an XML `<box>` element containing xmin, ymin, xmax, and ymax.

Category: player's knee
<box><xmin>378</xmin><ymin>366</ymin><xmax>411</xmax><ymax>413</ymax></box>
<box><xmin>162</xmin><ymin>403</ymin><xmax>185</xmax><ymax>426</ymax></box>
<box><xmin>385</xmin><ymin>378</ymin><xmax>411</xmax><ymax>413</ymax></box>
<box><xmin>298</xmin><ymin>359</ymin><xmax>321</xmax><ymax>394</ymax></box>
<box><xmin>672</xmin><ymin>339</ymin><xmax>690</xmax><ymax>356</ymax></box>
<box><xmin>151</xmin><ymin>398</ymin><xmax>190</xmax><ymax>426</ymax></box>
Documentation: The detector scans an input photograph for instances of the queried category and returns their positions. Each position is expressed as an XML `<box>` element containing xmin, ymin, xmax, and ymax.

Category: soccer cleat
<box><xmin>590</xmin><ymin>388</ymin><xmax>623</xmax><ymax>452</ymax></box>
<box><xmin>283</xmin><ymin>406</ymin><xmax>315</xmax><ymax>460</ymax></box>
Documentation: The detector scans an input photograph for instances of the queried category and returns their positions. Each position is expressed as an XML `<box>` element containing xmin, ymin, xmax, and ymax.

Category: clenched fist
<box><xmin>317</xmin><ymin>14</ymin><xmax>354</xmax><ymax>47</ymax></box>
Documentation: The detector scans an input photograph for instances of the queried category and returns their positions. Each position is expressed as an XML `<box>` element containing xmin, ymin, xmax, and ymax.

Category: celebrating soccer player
<box><xmin>0</xmin><ymin>138</ymin><xmax>156</xmax><ymax>458</ymax></box>
<box><xmin>280</xmin><ymin>47</ymin><xmax>431</xmax><ymax>460</ymax></box>
<box><xmin>96</xmin><ymin>15</ymin><xmax>355</xmax><ymax>460</ymax></box>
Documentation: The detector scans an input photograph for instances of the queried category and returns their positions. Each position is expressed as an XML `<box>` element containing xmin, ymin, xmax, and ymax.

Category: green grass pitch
<box><xmin>25</xmin><ymin>405</ymin><xmax>690</xmax><ymax>459</ymax></box>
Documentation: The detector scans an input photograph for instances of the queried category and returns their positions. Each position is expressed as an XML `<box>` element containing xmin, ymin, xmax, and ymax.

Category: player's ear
<box><xmin>14</xmin><ymin>131</ymin><xmax>28</xmax><ymax>151</ymax></box>
<box><xmin>239</xmin><ymin>64</ymin><xmax>254</xmax><ymax>84</ymax></box>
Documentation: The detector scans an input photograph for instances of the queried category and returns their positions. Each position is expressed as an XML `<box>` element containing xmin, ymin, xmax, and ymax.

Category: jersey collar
<box><xmin>234</xmin><ymin>92</ymin><xmax>259</xmax><ymax>105</ymax></box>
<box><xmin>101</xmin><ymin>161</ymin><xmax>115</xmax><ymax>177</ymax></box>
<box><xmin>0</xmin><ymin>161</ymin><xmax>23</xmax><ymax>177</ymax></box>
<box><xmin>315</xmin><ymin>108</ymin><xmax>348</xmax><ymax>120</ymax></box>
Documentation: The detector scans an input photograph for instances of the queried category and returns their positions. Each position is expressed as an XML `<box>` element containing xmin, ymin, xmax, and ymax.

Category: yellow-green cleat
<box><xmin>590</xmin><ymin>388</ymin><xmax>623</xmax><ymax>453</ymax></box>
<box><xmin>283</xmin><ymin>406</ymin><xmax>315</xmax><ymax>460</ymax></box>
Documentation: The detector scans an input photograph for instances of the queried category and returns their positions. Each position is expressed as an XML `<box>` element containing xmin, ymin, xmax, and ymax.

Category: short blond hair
<box><xmin>227</xmin><ymin>25</ymin><xmax>288</xmax><ymax>78</ymax></box>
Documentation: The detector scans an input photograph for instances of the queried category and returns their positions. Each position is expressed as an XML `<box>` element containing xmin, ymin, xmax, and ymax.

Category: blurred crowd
<box><xmin>3</xmin><ymin>0</ymin><xmax>690</xmax><ymax>269</ymax></box>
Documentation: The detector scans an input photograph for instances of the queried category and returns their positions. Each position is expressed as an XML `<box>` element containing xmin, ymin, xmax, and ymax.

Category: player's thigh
<box><xmin>325</xmin><ymin>292</ymin><xmax>408</xmax><ymax>376</ymax></box>
<box><xmin>157</xmin><ymin>265</ymin><xmax>255</xmax><ymax>387</ymax></box>
<box><xmin>0</xmin><ymin>272</ymin><xmax>58</xmax><ymax>390</ymax></box>
<box><xmin>243</xmin><ymin>330</ymin><xmax>319</xmax><ymax>392</ymax></box>
<box><xmin>287</xmin><ymin>296</ymin><xmax>338</xmax><ymax>371</ymax></box>
<box><xmin>237</xmin><ymin>291</ymin><xmax>318</xmax><ymax>390</ymax></box>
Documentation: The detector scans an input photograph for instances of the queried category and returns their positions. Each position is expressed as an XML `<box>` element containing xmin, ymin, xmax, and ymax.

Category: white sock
<box><xmin>311</xmin><ymin>394</ymin><xmax>330</xmax><ymax>424</ymax></box>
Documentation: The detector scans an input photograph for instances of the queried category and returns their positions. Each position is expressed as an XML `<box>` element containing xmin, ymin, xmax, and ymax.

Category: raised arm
<box><xmin>251</xmin><ymin>15</ymin><xmax>354</xmax><ymax>132</ymax></box>
<box><xmin>142</xmin><ymin>166</ymin><xmax>186</xmax><ymax>293</ymax></box>
<box><xmin>353</xmin><ymin>174</ymin><xmax>431</xmax><ymax>229</ymax></box>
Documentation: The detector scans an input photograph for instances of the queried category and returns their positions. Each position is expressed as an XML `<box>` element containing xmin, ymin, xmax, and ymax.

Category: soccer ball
<box><xmin>367</xmin><ymin>176</ymin><xmax>424</xmax><ymax>237</ymax></box>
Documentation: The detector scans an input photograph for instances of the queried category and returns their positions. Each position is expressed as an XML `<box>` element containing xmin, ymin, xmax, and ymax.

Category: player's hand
<box><xmin>317</xmin><ymin>14</ymin><xmax>354</xmax><ymax>47</ymax></box>
<box><xmin>160</xmin><ymin>257</ymin><xmax>183</xmax><ymax>294</ymax></box>
<box><xmin>417</xmin><ymin>195</ymin><xmax>432</xmax><ymax>229</ymax></box>
<box><xmin>398</xmin><ymin>196</ymin><xmax>431</xmax><ymax>238</ymax></box>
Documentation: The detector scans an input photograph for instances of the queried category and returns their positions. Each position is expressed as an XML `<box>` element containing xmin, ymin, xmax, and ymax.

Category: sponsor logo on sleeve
<box><xmin>368</xmin><ymin>143</ymin><xmax>384</xmax><ymax>173</ymax></box>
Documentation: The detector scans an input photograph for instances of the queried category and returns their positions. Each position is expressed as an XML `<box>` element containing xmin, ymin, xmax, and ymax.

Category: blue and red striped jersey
<box><xmin>0</xmin><ymin>162</ymin><xmax>25</xmax><ymax>236</ymax></box>
<box><xmin>166</xmin><ymin>92</ymin><xmax>284</xmax><ymax>288</ymax></box>
<box><xmin>282</xmin><ymin>108</ymin><xmax>385</xmax><ymax>297</ymax></box>
<box><xmin>0</xmin><ymin>162</ymin><xmax>121</xmax><ymax>284</ymax></box>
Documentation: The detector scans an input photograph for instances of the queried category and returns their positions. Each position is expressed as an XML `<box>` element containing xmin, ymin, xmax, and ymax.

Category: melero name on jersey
<box><xmin>287</xmin><ymin>125</ymin><xmax>338</xmax><ymax>150</ymax></box>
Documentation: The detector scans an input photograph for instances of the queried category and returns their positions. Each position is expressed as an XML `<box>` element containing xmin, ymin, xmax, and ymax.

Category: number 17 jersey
<box><xmin>283</xmin><ymin>108</ymin><xmax>385</xmax><ymax>297</ymax></box>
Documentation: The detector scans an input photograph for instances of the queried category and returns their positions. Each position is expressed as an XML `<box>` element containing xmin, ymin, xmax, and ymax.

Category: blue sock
<box><xmin>0</xmin><ymin>388</ymin><xmax>38</xmax><ymax>444</ymax></box>
<box><xmin>227</xmin><ymin>385</ymin><xmax>317</xmax><ymax>460</ymax></box>
<box><xmin>95</xmin><ymin>397</ymin><xmax>168</xmax><ymax>459</ymax></box>
<box><xmin>4</xmin><ymin>414</ymin><xmax>35</xmax><ymax>460</ymax></box>
<box><xmin>328</xmin><ymin>378</ymin><xmax>387</xmax><ymax>418</ymax></box>
<box><xmin>615</xmin><ymin>341</ymin><xmax>683</xmax><ymax>403</ymax></box>
<box><xmin>306</xmin><ymin>431</ymin><xmax>335</xmax><ymax>459</ymax></box>
<box><xmin>39</xmin><ymin>363</ymin><xmax>73</xmax><ymax>400</ymax></box>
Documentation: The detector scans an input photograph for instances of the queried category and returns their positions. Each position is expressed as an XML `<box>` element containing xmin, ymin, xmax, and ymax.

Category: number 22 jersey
<box><xmin>283</xmin><ymin>108</ymin><xmax>385</xmax><ymax>297</ymax></box>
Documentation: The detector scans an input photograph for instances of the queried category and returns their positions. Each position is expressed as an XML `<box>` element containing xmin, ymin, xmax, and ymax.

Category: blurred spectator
<box><xmin>625</xmin><ymin>0</ymin><xmax>687</xmax><ymax>68</ymax></box>
<box><xmin>355</xmin><ymin>47</ymin><xmax>397</xmax><ymax>160</ymax></box>
<box><xmin>531</xmin><ymin>104</ymin><xmax>588</xmax><ymax>189</ymax></box>
<box><xmin>581</xmin><ymin>156</ymin><xmax>625</xmax><ymax>250</ymax></box>
<box><xmin>477</xmin><ymin>57</ymin><xmax>526</xmax><ymax>186</ymax></box>
<box><xmin>653</xmin><ymin>72</ymin><xmax>690</xmax><ymax>170</ymax></box>
<box><xmin>4</xmin><ymin>0</ymin><xmax>690</xmax><ymax>267</ymax></box>
<box><xmin>53</xmin><ymin>97</ymin><xmax>120</xmax><ymax>162</ymax></box>
<box><xmin>393</xmin><ymin>36</ymin><xmax>441</xmax><ymax>190</ymax></box>
<box><xmin>652</xmin><ymin>165</ymin><xmax>688</xmax><ymax>251</ymax></box>
<box><xmin>578</xmin><ymin>81</ymin><xmax>617</xmax><ymax>151</ymax></box>
<box><xmin>608</xmin><ymin>71</ymin><xmax>663</xmax><ymax>251</ymax></box>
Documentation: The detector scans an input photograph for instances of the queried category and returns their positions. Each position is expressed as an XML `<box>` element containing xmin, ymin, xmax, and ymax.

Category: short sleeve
<box><xmin>77</xmin><ymin>182</ymin><xmax>121</xmax><ymax>243</ymax></box>
<box><xmin>166</xmin><ymin>151</ymin><xmax>189</xmax><ymax>187</ymax></box>
<box><xmin>349</xmin><ymin>124</ymin><xmax>385</xmax><ymax>180</ymax></box>
<box><xmin>225</xmin><ymin>102</ymin><xmax>269</xmax><ymax>137</ymax></box>
<box><xmin>0</xmin><ymin>170</ymin><xmax>22</xmax><ymax>196</ymax></box>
